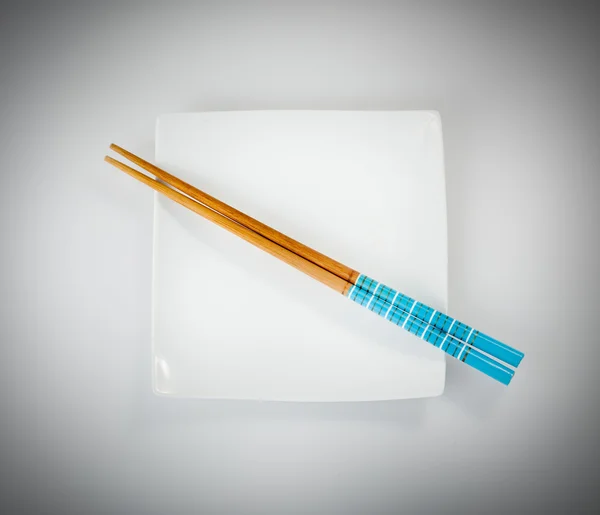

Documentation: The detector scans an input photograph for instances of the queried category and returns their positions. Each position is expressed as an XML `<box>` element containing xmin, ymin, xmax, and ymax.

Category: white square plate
<box><xmin>153</xmin><ymin>111</ymin><xmax>447</xmax><ymax>401</ymax></box>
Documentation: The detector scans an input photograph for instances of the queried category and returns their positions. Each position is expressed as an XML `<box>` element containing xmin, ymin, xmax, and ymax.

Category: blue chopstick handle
<box><xmin>352</xmin><ymin>275</ymin><xmax>524</xmax><ymax>368</ymax></box>
<box><xmin>346</xmin><ymin>280</ymin><xmax>515</xmax><ymax>385</ymax></box>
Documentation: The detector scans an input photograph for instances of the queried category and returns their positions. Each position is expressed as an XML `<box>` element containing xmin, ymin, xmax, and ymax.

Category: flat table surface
<box><xmin>1</xmin><ymin>2</ymin><xmax>598</xmax><ymax>514</ymax></box>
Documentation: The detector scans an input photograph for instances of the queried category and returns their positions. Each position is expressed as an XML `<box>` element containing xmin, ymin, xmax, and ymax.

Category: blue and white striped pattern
<box><xmin>350</xmin><ymin>275</ymin><xmax>524</xmax><ymax>367</ymax></box>
<box><xmin>346</xmin><ymin>275</ymin><xmax>521</xmax><ymax>385</ymax></box>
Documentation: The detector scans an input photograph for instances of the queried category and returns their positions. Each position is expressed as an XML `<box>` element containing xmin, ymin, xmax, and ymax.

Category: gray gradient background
<box><xmin>1</xmin><ymin>1</ymin><xmax>598</xmax><ymax>513</ymax></box>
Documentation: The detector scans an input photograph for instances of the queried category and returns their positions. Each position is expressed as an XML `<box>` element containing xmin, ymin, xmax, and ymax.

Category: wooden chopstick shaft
<box><xmin>105</xmin><ymin>156</ymin><xmax>350</xmax><ymax>294</ymax></box>
<box><xmin>110</xmin><ymin>144</ymin><xmax>359</xmax><ymax>284</ymax></box>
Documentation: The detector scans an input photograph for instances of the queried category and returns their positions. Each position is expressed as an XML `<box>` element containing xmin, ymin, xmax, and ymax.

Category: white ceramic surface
<box><xmin>153</xmin><ymin>111</ymin><xmax>447</xmax><ymax>401</ymax></box>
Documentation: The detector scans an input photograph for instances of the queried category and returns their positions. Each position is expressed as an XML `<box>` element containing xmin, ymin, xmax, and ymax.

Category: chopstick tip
<box><xmin>110</xmin><ymin>143</ymin><xmax>127</xmax><ymax>156</ymax></box>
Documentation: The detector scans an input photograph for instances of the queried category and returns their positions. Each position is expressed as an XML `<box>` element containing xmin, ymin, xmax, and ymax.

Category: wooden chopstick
<box><xmin>104</xmin><ymin>156</ymin><xmax>350</xmax><ymax>294</ymax></box>
<box><xmin>110</xmin><ymin>144</ymin><xmax>359</xmax><ymax>285</ymax></box>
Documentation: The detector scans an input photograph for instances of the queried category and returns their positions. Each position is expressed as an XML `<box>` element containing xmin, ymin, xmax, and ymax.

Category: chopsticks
<box><xmin>109</xmin><ymin>144</ymin><xmax>523</xmax><ymax>369</ymax></box>
<box><xmin>105</xmin><ymin>145</ymin><xmax>524</xmax><ymax>384</ymax></box>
